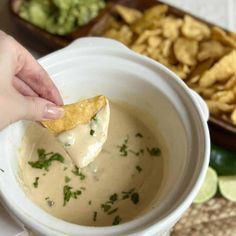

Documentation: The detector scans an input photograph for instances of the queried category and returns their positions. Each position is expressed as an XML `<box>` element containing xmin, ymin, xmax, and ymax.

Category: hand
<box><xmin>0</xmin><ymin>31</ymin><xmax>64</xmax><ymax>131</ymax></box>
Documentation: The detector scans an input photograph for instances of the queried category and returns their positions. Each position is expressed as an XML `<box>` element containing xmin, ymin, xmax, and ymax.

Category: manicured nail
<box><xmin>43</xmin><ymin>104</ymin><xmax>64</xmax><ymax>120</ymax></box>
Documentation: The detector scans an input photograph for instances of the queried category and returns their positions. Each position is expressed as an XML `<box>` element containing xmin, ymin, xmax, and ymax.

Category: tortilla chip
<box><xmin>131</xmin><ymin>5</ymin><xmax>168</xmax><ymax>34</ymax></box>
<box><xmin>162</xmin><ymin>17</ymin><xmax>183</xmax><ymax>40</ymax></box>
<box><xmin>199</xmin><ymin>50</ymin><xmax>236</xmax><ymax>87</ymax></box>
<box><xmin>174</xmin><ymin>37</ymin><xmax>199</xmax><ymax>66</ymax></box>
<box><xmin>42</xmin><ymin>95</ymin><xmax>107</xmax><ymax>134</ymax></box>
<box><xmin>211</xmin><ymin>26</ymin><xmax>236</xmax><ymax>48</ymax></box>
<box><xmin>115</xmin><ymin>4</ymin><xmax>142</xmax><ymax>24</ymax></box>
<box><xmin>189</xmin><ymin>58</ymin><xmax>214</xmax><ymax>79</ymax></box>
<box><xmin>103</xmin><ymin>25</ymin><xmax>133</xmax><ymax>45</ymax></box>
<box><xmin>135</xmin><ymin>29</ymin><xmax>161</xmax><ymax>44</ymax></box>
<box><xmin>147</xmin><ymin>35</ymin><xmax>162</xmax><ymax>48</ymax></box>
<box><xmin>231</xmin><ymin>108</ymin><xmax>236</xmax><ymax>125</ymax></box>
<box><xmin>198</xmin><ymin>40</ymin><xmax>230</xmax><ymax>61</ymax></box>
<box><xmin>181</xmin><ymin>15</ymin><xmax>210</xmax><ymax>41</ymax></box>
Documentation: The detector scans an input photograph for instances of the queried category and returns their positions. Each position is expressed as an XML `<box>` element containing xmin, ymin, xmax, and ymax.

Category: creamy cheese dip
<box><xmin>18</xmin><ymin>102</ymin><xmax>167</xmax><ymax>226</ymax></box>
<box><xmin>57</xmin><ymin>102</ymin><xmax>110</xmax><ymax>168</ymax></box>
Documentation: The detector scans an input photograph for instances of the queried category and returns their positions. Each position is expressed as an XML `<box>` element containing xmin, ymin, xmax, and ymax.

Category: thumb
<box><xmin>22</xmin><ymin>96</ymin><xmax>64</xmax><ymax>121</ymax></box>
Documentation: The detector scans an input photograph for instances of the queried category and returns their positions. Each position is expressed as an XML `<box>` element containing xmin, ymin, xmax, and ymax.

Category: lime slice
<box><xmin>193</xmin><ymin>167</ymin><xmax>218</xmax><ymax>204</ymax></box>
<box><xmin>219</xmin><ymin>176</ymin><xmax>236</xmax><ymax>202</ymax></box>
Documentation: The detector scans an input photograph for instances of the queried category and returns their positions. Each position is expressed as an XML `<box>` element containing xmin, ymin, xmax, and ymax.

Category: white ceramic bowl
<box><xmin>0</xmin><ymin>38</ymin><xmax>210</xmax><ymax>236</ymax></box>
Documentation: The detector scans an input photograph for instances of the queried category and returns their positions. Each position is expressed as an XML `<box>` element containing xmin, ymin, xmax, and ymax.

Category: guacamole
<box><xmin>18</xmin><ymin>0</ymin><xmax>106</xmax><ymax>35</ymax></box>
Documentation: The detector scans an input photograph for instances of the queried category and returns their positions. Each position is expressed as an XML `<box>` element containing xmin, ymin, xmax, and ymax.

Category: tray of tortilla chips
<box><xmin>10</xmin><ymin>0</ymin><xmax>236</xmax><ymax>151</ymax></box>
<box><xmin>96</xmin><ymin>0</ymin><xmax>236</xmax><ymax>152</ymax></box>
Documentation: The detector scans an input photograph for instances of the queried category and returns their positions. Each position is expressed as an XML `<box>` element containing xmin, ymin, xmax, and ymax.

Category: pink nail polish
<box><xmin>44</xmin><ymin>104</ymin><xmax>64</xmax><ymax>120</ymax></box>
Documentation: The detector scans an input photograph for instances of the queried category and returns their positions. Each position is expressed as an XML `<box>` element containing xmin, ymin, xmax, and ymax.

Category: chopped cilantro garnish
<box><xmin>65</xmin><ymin>176</ymin><xmax>71</xmax><ymax>183</ymax></box>
<box><xmin>136</xmin><ymin>165</ymin><xmax>142</xmax><ymax>173</ymax></box>
<box><xmin>72</xmin><ymin>166</ymin><xmax>86</xmax><ymax>180</ymax></box>
<box><xmin>108</xmin><ymin>208</ymin><xmax>118</xmax><ymax>215</ymax></box>
<box><xmin>118</xmin><ymin>137</ymin><xmax>129</xmax><ymax>156</ymax></box>
<box><xmin>90</xmin><ymin>129</ymin><xmax>95</xmax><ymax>136</ymax></box>
<box><xmin>131</xmin><ymin>192</ymin><xmax>139</xmax><ymax>204</ymax></box>
<box><xmin>135</xmin><ymin>133</ymin><xmax>143</xmax><ymax>138</ymax></box>
<box><xmin>63</xmin><ymin>185</ymin><xmax>82</xmax><ymax>206</ymax></box>
<box><xmin>93</xmin><ymin>211</ymin><xmax>97</xmax><ymax>222</ymax></box>
<box><xmin>122</xmin><ymin>188</ymin><xmax>140</xmax><ymax>205</ymax></box>
<box><xmin>110</xmin><ymin>193</ymin><xmax>118</xmax><ymax>202</ymax></box>
<box><xmin>122</xmin><ymin>188</ymin><xmax>135</xmax><ymax>199</ymax></box>
<box><xmin>28</xmin><ymin>149</ymin><xmax>64</xmax><ymax>171</ymax></box>
<box><xmin>146</xmin><ymin>147</ymin><xmax>161</xmax><ymax>156</ymax></box>
<box><xmin>91</xmin><ymin>114</ymin><xmax>97</xmax><ymax>122</ymax></box>
<box><xmin>101</xmin><ymin>193</ymin><xmax>118</xmax><ymax>213</ymax></box>
<box><xmin>33</xmin><ymin>177</ymin><xmax>39</xmax><ymax>188</ymax></box>
<box><xmin>101</xmin><ymin>203</ymin><xmax>112</xmax><ymax>212</ymax></box>
<box><xmin>112</xmin><ymin>215</ymin><xmax>122</xmax><ymax>225</ymax></box>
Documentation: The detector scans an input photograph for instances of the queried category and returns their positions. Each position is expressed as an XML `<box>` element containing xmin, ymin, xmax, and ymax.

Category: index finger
<box><xmin>0</xmin><ymin>31</ymin><xmax>63</xmax><ymax>106</ymax></box>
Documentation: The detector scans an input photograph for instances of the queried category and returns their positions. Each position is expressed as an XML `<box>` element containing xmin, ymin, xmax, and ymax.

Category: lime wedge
<box><xmin>193</xmin><ymin>167</ymin><xmax>218</xmax><ymax>204</ymax></box>
<box><xmin>219</xmin><ymin>176</ymin><xmax>236</xmax><ymax>202</ymax></box>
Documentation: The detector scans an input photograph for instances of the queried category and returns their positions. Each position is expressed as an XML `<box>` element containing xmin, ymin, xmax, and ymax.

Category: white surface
<box><xmin>0</xmin><ymin>0</ymin><xmax>234</xmax><ymax>235</ymax></box>
<box><xmin>0</xmin><ymin>37</ymin><xmax>209</xmax><ymax>236</ymax></box>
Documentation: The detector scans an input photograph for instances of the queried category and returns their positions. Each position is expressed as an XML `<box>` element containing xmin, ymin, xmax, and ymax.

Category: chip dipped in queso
<box><xmin>18</xmin><ymin>96</ymin><xmax>167</xmax><ymax>226</ymax></box>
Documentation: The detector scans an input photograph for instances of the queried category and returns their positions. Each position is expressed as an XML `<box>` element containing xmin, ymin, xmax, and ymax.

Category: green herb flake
<box><xmin>90</xmin><ymin>129</ymin><xmax>95</xmax><ymax>136</ymax></box>
<box><xmin>131</xmin><ymin>192</ymin><xmax>139</xmax><ymax>204</ymax></box>
<box><xmin>65</xmin><ymin>176</ymin><xmax>71</xmax><ymax>183</ymax></box>
<box><xmin>93</xmin><ymin>211</ymin><xmax>97</xmax><ymax>222</ymax></box>
<box><xmin>110</xmin><ymin>193</ymin><xmax>118</xmax><ymax>202</ymax></box>
<box><xmin>88</xmin><ymin>200</ymin><xmax>92</xmax><ymax>205</ymax></box>
<box><xmin>118</xmin><ymin>137</ymin><xmax>129</xmax><ymax>156</ymax></box>
<box><xmin>0</xmin><ymin>168</ymin><xmax>4</xmax><ymax>173</ymax></box>
<box><xmin>63</xmin><ymin>167</ymin><xmax>68</xmax><ymax>171</ymax></box>
<box><xmin>33</xmin><ymin>177</ymin><xmax>39</xmax><ymax>188</ymax></box>
<box><xmin>101</xmin><ymin>193</ymin><xmax>118</xmax><ymax>213</ymax></box>
<box><xmin>112</xmin><ymin>215</ymin><xmax>122</xmax><ymax>225</ymax></box>
<box><xmin>135</xmin><ymin>133</ymin><xmax>143</xmax><ymax>138</ymax></box>
<box><xmin>91</xmin><ymin>114</ymin><xmax>97</xmax><ymax>122</ymax></box>
<box><xmin>63</xmin><ymin>185</ymin><xmax>82</xmax><ymax>206</ymax></box>
<box><xmin>72</xmin><ymin>166</ymin><xmax>86</xmax><ymax>180</ymax></box>
<box><xmin>136</xmin><ymin>165</ymin><xmax>142</xmax><ymax>173</ymax></box>
<box><xmin>122</xmin><ymin>188</ymin><xmax>140</xmax><ymax>204</ymax></box>
<box><xmin>101</xmin><ymin>203</ymin><xmax>112</xmax><ymax>212</ymax></box>
<box><xmin>129</xmin><ymin>150</ymin><xmax>139</xmax><ymax>156</ymax></box>
<box><xmin>108</xmin><ymin>208</ymin><xmax>118</xmax><ymax>215</ymax></box>
<box><xmin>122</xmin><ymin>188</ymin><xmax>135</xmax><ymax>199</ymax></box>
<box><xmin>146</xmin><ymin>147</ymin><xmax>161</xmax><ymax>157</ymax></box>
<box><xmin>28</xmin><ymin>149</ymin><xmax>64</xmax><ymax>171</ymax></box>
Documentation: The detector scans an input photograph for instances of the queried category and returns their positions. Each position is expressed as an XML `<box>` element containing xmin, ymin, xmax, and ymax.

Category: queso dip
<box><xmin>18</xmin><ymin>102</ymin><xmax>166</xmax><ymax>226</ymax></box>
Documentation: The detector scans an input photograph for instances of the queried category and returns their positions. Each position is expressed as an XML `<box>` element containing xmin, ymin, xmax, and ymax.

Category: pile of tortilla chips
<box><xmin>103</xmin><ymin>4</ymin><xmax>236</xmax><ymax>125</ymax></box>
<box><xmin>42</xmin><ymin>95</ymin><xmax>107</xmax><ymax>134</ymax></box>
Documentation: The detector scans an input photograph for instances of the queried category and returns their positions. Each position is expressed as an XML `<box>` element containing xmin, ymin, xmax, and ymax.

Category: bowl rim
<box><xmin>0</xmin><ymin>38</ymin><xmax>210</xmax><ymax>236</ymax></box>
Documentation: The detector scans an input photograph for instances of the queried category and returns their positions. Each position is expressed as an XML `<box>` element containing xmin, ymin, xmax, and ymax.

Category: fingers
<box><xmin>0</xmin><ymin>31</ymin><xmax>64</xmax><ymax>106</ymax></box>
<box><xmin>22</xmin><ymin>96</ymin><xmax>64</xmax><ymax>121</ymax></box>
<box><xmin>12</xmin><ymin>76</ymin><xmax>38</xmax><ymax>97</ymax></box>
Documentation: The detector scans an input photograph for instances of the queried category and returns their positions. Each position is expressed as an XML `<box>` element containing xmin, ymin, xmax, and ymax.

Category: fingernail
<box><xmin>43</xmin><ymin>104</ymin><xmax>64</xmax><ymax>120</ymax></box>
